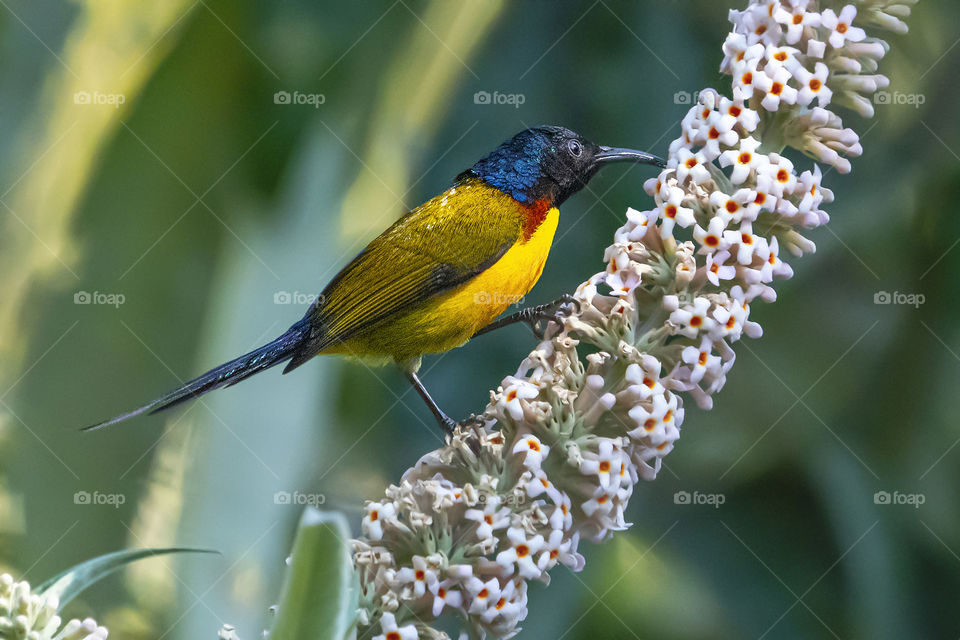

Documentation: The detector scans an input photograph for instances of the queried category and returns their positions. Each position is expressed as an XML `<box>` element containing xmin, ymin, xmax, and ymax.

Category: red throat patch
<box><xmin>519</xmin><ymin>198</ymin><xmax>552</xmax><ymax>242</ymax></box>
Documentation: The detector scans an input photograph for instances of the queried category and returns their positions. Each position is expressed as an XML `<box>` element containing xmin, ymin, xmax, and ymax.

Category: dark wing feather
<box><xmin>283</xmin><ymin>184</ymin><xmax>522</xmax><ymax>371</ymax></box>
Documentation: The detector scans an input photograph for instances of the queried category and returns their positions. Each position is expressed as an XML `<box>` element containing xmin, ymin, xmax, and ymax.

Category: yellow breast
<box><xmin>434</xmin><ymin>206</ymin><xmax>559</xmax><ymax>329</ymax></box>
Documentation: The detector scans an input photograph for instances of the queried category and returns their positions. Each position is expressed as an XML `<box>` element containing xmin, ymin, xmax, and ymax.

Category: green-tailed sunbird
<box><xmin>85</xmin><ymin>126</ymin><xmax>663</xmax><ymax>433</ymax></box>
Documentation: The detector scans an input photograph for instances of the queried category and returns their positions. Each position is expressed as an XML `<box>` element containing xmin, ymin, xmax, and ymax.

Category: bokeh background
<box><xmin>1</xmin><ymin>1</ymin><xmax>957</xmax><ymax>638</ymax></box>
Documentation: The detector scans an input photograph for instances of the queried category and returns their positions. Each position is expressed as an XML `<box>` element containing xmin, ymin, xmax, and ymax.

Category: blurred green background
<box><xmin>1</xmin><ymin>1</ymin><xmax>957</xmax><ymax>638</ymax></box>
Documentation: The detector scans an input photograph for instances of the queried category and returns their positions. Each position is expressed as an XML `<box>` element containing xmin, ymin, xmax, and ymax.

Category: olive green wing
<box><xmin>283</xmin><ymin>187</ymin><xmax>522</xmax><ymax>371</ymax></box>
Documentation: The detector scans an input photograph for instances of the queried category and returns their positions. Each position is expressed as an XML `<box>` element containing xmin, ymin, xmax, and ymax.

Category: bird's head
<box><xmin>460</xmin><ymin>126</ymin><xmax>664</xmax><ymax>206</ymax></box>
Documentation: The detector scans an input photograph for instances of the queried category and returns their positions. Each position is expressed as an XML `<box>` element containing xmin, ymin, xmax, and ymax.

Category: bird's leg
<box><xmin>405</xmin><ymin>370</ymin><xmax>457</xmax><ymax>435</ymax></box>
<box><xmin>472</xmin><ymin>294</ymin><xmax>580</xmax><ymax>340</ymax></box>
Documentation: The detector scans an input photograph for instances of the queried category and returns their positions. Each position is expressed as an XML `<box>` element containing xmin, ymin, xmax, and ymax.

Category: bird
<box><xmin>84</xmin><ymin>126</ymin><xmax>663</xmax><ymax>434</ymax></box>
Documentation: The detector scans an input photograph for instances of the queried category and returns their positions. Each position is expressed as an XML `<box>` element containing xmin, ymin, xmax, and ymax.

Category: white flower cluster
<box><xmin>352</xmin><ymin>1</ymin><xmax>912</xmax><ymax>638</ymax></box>
<box><xmin>0</xmin><ymin>574</ymin><xmax>108</xmax><ymax>640</ymax></box>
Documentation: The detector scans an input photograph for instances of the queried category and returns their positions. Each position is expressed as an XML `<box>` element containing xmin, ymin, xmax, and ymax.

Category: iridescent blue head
<box><xmin>459</xmin><ymin>125</ymin><xmax>664</xmax><ymax>206</ymax></box>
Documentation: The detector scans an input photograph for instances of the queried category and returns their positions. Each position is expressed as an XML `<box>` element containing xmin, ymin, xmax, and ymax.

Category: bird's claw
<box><xmin>439</xmin><ymin>413</ymin><xmax>486</xmax><ymax>436</ymax></box>
<box><xmin>524</xmin><ymin>294</ymin><xmax>580</xmax><ymax>339</ymax></box>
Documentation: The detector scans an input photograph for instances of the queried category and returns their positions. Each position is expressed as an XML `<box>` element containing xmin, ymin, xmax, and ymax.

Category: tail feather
<box><xmin>82</xmin><ymin>320</ymin><xmax>310</xmax><ymax>432</ymax></box>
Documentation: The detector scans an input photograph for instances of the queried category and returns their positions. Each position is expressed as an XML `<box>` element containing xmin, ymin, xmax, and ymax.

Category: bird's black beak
<box><xmin>594</xmin><ymin>146</ymin><xmax>665</xmax><ymax>169</ymax></box>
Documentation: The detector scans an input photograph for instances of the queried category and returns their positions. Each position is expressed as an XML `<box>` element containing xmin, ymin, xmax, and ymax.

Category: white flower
<box><xmin>734</xmin><ymin>4</ymin><xmax>784</xmax><ymax>46</ymax></box>
<box><xmin>773</xmin><ymin>1</ymin><xmax>821</xmax><ymax>44</ymax></box>
<box><xmin>623</xmin><ymin>357</ymin><xmax>666</xmax><ymax>400</ymax></box>
<box><xmin>758</xmin><ymin>153</ymin><xmax>798</xmax><ymax>197</ymax></box>
<box><xmin>694</xmin><ymin>216</ymin><xmax>730</xmax><ymax>255</ymax></box>
<box><xmin>681</xmin><ymin>337</ymin><xmax>724</xmax><ymax>385</ymax></box>
<box><xmin>373</xmin><ymin>612</ymin><xmax>418</xmax><ymax>640</ymax></box>
<box><xmin>395</xmin><ymin>555</ymin><xmax>437</xmax><ymax>598</ymax></box>
<box><xmin>763</xmin><ymin>43</ymin><xmax>803</xmax><ymax>75</ymax></box>
<box><xmin>794</xmin><ymin>62</ymin><xmax>832</xmax><ymax>106</ymax></box>
<box><xmin>673</xmin><ymin>147</ymin><xmax>713</xmax><ymax>185</ymax></box>
<box><xmin>428</xmin><ymin>579</ymin><xmax>463</xmax><ymax>617</ymax></box>
<box><xmin>495</xmin><ymin>527</ymin><xmax>545</xmax><ymax>579</ymax></box>
<box><xmin>720</xmin><ymin>136</ymin><xmax>765</xmax><ymax>184</ymax></box>
<box><xmin>627</xmin><ymin>389</ymin><xmax>680</xmax><ymax>445</ymax></box>
<box><xmin>464</xmin><ymin>496</ymin><xmax>511</xmax><ymax>542</ymax></box>
<box><xmin>362</xmin><ymin>500</ymin><xmax>398</xmax><ymax>541</ymax></box>
<box><xmin>465</xmin><ymin>577</ymin><xmax>502</xmax><ymax>622</ymax></box>
<box><xmin>701</xmin><ymin>112</ymin><xmax>742</xmax><ymax>160</ymax></box>
<box><xmin>720</xmin><ymin>95</ymin><xmax>761</xmax><ymax>132</ymax></box>
<box><xmin>731</xmin><ymin>49</ymin><xmax>767</xmax><ymax>101</ymax></box>
<box><xmin>705</xmin><ymin>250</ymin><xmax>737</xmax><ymax>287</ymax></box>
<box><xmin>820</xmin><ymin>5</ymin><xmax>866</xmax><ymax>49</ymax></box>
<box><xmin>498</xmin><ymin>377</ymin><xmax>539</xmax><ymax>421</ymax></box>
<box><xmin>725</xmin><ymin>220</ymin><xmax>769</xmax><ymax>265</ymax></box>
<box><xmin>656</xmin><ymin>185</ymin><xmax>696</xmax><ymax>238</ymax></box>
<box><xmin>579</xmin><ymin>438</ymin><xmax>625</xmax><ymax>491</ymax></box>
<box><xmin>669</xmin><ymin>296</ymin><xmax>717</xmax><ymax>338</ymax></box>
<box><xmin>512</xmin><ymin>435</ymin><xmax>550</xmax><ymax>470</ymax></box>
<box><xmin>755</xmin><ymin>66</ymin><xmax>799</xmax><ymax>111</ymax></box>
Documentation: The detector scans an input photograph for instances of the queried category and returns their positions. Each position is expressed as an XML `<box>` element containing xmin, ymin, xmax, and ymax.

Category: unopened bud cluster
<box><xmin>0</xmin><ymin>574</ymin><xmax>108</xmax><ymax>640</ymax></box>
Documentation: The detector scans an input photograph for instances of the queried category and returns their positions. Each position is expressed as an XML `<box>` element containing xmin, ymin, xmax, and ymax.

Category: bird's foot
<box><xmin>521</xmin><ymin>294</ymin><xmax>580</xmax><ymax>339</ymax></box>
<box><xmin>438</xmin><ymin>413</ymin><xmax>486</xmax><ymax>436</ymax></box>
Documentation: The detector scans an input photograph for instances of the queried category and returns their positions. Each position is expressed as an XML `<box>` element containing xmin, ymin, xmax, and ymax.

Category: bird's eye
<box><xmin>567</xmin><ymin>139</ymin><xmax>583</xmax><ymax>157</ymax></box>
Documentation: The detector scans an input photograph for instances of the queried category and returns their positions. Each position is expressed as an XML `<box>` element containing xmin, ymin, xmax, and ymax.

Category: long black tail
<box><xmin>82</xmin><ymin>319</ymin><xmax>311</xmax><ymax>432</ymax></box>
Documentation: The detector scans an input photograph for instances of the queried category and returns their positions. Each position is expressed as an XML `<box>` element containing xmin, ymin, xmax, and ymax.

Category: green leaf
<box><xmin>270</xmin><ymin>508</ymin><xmax>357</xmax><ymax>640</ymax></box>
<box><xmin>36</xmin><ymin>547</ymin><xmax>218</xmax><ymax>608</ymax></box>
